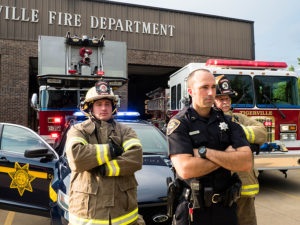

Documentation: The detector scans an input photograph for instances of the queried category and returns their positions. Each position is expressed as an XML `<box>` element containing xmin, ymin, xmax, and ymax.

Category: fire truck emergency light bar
<box><xmin>206</xmin><ymin>59</ymin><xmax>288</xmax><ymax>68</ymax></box>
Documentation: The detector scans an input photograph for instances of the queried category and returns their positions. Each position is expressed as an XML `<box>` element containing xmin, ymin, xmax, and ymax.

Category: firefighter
<box><xmin>214</xmin><ymin>75</ymin><xmax>267</xmax><ymax>225</ymax></box>
<box><xmin>65</xmin><ymin>81</ymin><xmax>144</xmax><ymax>225</ymax></box>
<box><xmin>167</xmin><ymin>69</ymin><xmax>252</xmax><ymax>225</ymax></box>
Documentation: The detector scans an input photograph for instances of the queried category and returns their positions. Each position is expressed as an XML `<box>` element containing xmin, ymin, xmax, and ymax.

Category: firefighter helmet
<box><xmin>215</xmin><ymin>75</ymin><xmax>237</xmax><ymax>96</ymax></box>
<box><xmin>80</xmin><ymin>81</ymin><xmax>118</xmax><ymax>116</ymax></box>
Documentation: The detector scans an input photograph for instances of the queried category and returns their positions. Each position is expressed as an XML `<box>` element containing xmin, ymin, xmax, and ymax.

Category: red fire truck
<box><xmin>31</xmin><ymin>34</ymin><xmax>127</xmax><ymax>144</ymax></box>
<box><xmin>147</xmin><ymin>59</ymin><xmax>300</xmax><ymax>173</ymax></box>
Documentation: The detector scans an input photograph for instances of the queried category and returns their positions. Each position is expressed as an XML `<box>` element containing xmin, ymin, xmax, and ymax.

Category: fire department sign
<box><xmin>8</xmin><ymin>162</ymin><xmax>36</xmax><ymax>196</ymax></box>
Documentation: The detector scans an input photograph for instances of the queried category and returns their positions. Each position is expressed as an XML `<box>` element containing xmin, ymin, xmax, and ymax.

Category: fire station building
<box><xmin>0</xmin><ymin>0</ymin><xmax>254</xmax><ymax>128</ymax></box>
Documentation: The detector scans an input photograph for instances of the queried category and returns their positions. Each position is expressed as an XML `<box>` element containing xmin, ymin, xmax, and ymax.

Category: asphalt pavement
<box><xmin>256</xmin><ymin>169</ymin><xmax>300</xmax><ymax>225</ymax></box>
<box><xmin>1</xmin><ymin>169</ymin><xmax>300</xmax><ymax>225</ymax></box>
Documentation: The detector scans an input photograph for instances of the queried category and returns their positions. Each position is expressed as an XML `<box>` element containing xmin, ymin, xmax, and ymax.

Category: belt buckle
<box><xmin>212</xmin><ymin>193</ymin><xmax>220</xmax><ymax>204</ymax></box>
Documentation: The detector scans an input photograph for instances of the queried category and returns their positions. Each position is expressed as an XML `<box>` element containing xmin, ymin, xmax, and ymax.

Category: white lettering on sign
<box><xmin>48</xmin><ymin>11</ymin><xmax>81</xmax><ymax>27</ymax></box>
<box><xmin>0</xmin><ymin>6</ymin><xmax>39</xmax><ymax>22</ymax></box>
<box><xmin>0</xmin><ymin>5</ymin><xmax>175</xmax><ymax>37</ymax></box>
<box><xmin>90</xmin><ymin>16</ymin><xmax>175</xmax><ymax>36</ymax></box>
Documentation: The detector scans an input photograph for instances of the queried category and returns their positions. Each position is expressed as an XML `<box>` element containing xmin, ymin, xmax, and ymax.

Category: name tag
<box><xmin>189</xmin><ymin>130</ymin><xmax>200</xmax><ymax>136</ymax></box>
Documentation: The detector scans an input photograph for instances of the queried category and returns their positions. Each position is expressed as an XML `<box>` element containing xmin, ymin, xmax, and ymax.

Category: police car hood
<box><xmin>136</xmin><ymin>155</ymin><xmax>173</xmax><ymax>203</ymax></box>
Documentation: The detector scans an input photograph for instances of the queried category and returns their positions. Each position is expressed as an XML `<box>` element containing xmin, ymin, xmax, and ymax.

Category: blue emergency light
<box><xmin>115</xmin><ymin>111</ymin><xmax>140</xmax><ymax>120</ymax></box>
<box><xmin>73</xmin><ymin>111</ymin><xmax>85</xmax><ymax>117</ymax></box>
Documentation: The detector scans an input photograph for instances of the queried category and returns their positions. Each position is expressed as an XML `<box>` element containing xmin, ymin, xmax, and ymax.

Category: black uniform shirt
<box><xmin>167</xmin><ymin>106</ymin><xmax>250</xmax><ymax>190</ymax></box>
<box><xmin>167</xmin><ymin>106</ymin><xmax>249</xmax><ymax>156</ymax></box>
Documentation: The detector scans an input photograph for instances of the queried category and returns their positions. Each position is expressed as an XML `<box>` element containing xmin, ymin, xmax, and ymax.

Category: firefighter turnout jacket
<box><xmin>66</xmin><ymin>118</ymin><xmax>143</xmax><ymax>225</ymax></box>
<box><xmin>227</xmin><ymin>111</ymin><xmax>267</xmax><ymax>197</ymax></box>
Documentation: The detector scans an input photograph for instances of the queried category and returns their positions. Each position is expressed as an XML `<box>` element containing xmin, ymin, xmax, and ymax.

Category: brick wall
<box><xmin>0</xmin><ymin>39</ymin><xmax>37</xmax><ymax>126</ymax></box>
<box><xmin>114</xmin><ymin>82</ymin><xmax>128</xmax><ymax>111</ymax></box>
<box><xmin>128</xmin><ymin>49</ymin><xmax>210</xmax><ymax>67</ymax></box>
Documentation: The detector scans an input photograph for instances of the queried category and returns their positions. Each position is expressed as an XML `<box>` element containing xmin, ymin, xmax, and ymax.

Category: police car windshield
<box><xmin>124</xmin><ymin>123</ymin><xmax>168</xmax><ymax>155</ymax></box>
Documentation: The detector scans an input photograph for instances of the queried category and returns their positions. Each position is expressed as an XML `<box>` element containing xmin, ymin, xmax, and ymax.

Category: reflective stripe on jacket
<box><xmin>69</xmin><ymin>207</ymin><xmax>139</xmax><ymax>225</ymax></box>
<box><xmin>66</xmin><ymin>118</ymin><xmax>143</xmax><ymax>223</ymax></box>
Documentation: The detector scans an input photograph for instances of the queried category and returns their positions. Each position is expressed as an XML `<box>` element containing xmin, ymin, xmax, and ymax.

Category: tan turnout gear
<box><xmin>66</xmin><ymin>118</ymin><xmax>143</xmax><ymax>225</ymax></box>
<box><xmin>215</xmin><ymin>75</ymin><xmax>267</xmax><ymax>225</ymax></box>
<box><xmin>231</xmin><ymin>112</ymin><xmax>267</xmax><ymax>146</ymax></box>
<box><xmin>227</xmin><ymin>111</ymin><xmax>267</xmax><ymax>225</ymax></box>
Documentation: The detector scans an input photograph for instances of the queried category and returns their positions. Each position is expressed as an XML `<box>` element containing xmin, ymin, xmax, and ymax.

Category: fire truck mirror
<box><xmin>31</xmin><ymin>93</ymin><xmax>38</xmax><ymax>110</ymax></box>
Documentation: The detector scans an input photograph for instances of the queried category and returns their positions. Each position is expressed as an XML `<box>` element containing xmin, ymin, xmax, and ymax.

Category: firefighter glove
<box><xmin>108</xmin><ymin>138</ymin><xmax>124</xmax><ymax>158</ymax></box>
<box><xmin>99</xmin><ymin>164</ymin><xmax>106</xmax><ymax>176</ymax></box>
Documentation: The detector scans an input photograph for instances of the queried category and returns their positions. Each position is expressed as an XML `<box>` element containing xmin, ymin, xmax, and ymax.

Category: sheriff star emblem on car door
<box><xmin>8</xmin><ymin>162</ymin><xmax>36</xmax><ymax>196</ymax></box>
<box><xmin>219</xmin><ymin>122</ymin><xmax>229</xmax><ymax>131</ymax></box>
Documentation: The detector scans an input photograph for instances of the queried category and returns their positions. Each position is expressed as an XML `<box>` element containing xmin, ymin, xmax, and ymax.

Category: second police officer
<box><xmin>167</xmin><ymin>69</ymin><xmax>253</xmax><ymax>225</ymax></box>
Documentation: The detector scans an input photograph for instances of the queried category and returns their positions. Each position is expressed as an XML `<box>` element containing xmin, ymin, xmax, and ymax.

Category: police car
<box><xmin>0</xmin><ymin>112</ymin><xmax>172</xmax><ymax>225</ymax></box>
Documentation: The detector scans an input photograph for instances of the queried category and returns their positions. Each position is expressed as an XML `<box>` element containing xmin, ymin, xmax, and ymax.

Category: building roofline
<box><xmin>89</xmin><ymin>0</ymin><xmax>254</xmax><ymax>24</ymax></box>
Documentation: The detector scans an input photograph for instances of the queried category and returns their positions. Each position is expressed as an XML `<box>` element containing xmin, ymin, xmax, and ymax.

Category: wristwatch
<box><xmin>198</xmin><ymin>146</ymin><xmax>207</xmax><ymax>159</ymax></box>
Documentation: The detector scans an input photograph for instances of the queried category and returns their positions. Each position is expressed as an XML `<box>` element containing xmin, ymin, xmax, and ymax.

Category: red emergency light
<box><xmin>54</xmin><ymin>117</ymin><xmax>62</xmax><ymax>124</ymax></box>
<box><xmin>97</xmin><ymin>71</ymin><xmax>105</xmax><ymax>76</ymax></box>
<box><xmin>68</xmin><ymin>69</ymin><xmax>77</xmax><ymax>74</ymax></box>
<box><xmin>48</xmin><ymin>117</ymin><xmax>62</xmax><ymax>124</ymax></box>
<box><xmin>263</xmin><ymin>121</ymin><xmax>272</xmax><ymax>127</ymax></box>
<box><xmin>50</xmin><ymin>132</ymin><xmax>59</xmax><ymax>139</ymax></box>
<box><xmin>206</xmin><ymin>59</ymin><xmax>288</xmax><ymax>68</ymax></box>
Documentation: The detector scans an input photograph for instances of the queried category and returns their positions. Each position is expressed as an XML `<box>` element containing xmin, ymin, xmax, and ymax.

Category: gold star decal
<box><xmin>8</xmin><ymin>162</ymin><xmax>36</xmax><ymax>196</ymax></box>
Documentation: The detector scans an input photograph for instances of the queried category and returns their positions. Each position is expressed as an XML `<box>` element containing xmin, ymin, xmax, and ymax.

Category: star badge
<box><xmin>8</xmin><ymin>162</ymin><xmax>36</xmax><ymax>196</ymax></box>
<box><xmin>219</xmin><ymin>122</ymin><xmax>229</xmax><ymax>131</ymax></box>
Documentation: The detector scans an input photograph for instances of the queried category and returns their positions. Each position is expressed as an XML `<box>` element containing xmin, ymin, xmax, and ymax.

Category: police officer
<box><xmin>66</xmin><ymin>81</ymin><xmax>144</xmax><ymax>225</ymax></box>
<box><xmin>214</xmin><ymin>75</ymin><xmax>267</xmax><ymax>225</ymax></box>
<box><xmin>167</xmin><ymin>69</ymin><xmax>252</xmax><ymax>225</ymax></box>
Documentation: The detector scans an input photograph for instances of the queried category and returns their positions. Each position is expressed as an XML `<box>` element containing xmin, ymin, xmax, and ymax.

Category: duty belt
<box><xmin>181</xmin><ymin>188</ymin><xmax>226</xmax><ymax>204</ymax></box>
<box><xmin>182</xmin><ymin>175</ymin><xmax>242</xmax><ymax>208</ymax></box>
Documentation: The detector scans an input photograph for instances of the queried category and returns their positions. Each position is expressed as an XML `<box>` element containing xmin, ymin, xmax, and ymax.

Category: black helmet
<box><xmin>215</xmin><ymin>75</ymin><xmax>237</xmax><ymax>96</ymax></box>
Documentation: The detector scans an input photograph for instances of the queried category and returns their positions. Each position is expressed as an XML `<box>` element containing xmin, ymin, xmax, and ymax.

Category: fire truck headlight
<box><xmin>48</xmin><ymin>125</ymin><xmax>61</xmax><ymax>132</ymax></box>
<box><xmin>280</xmin><ymin>124</ymin><xmax>297</xmax><ymax>132</ymax></box>
<box><xmin>280</xmin><ymin>133</ymin><xmax>296</xmax><ymax>141</ymax></box>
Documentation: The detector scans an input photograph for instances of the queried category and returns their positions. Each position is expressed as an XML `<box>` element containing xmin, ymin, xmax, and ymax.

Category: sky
<box><xmin>110</xmin><ymin>0</ymin><xmax>300</xmax><ymax>72</ymax></box>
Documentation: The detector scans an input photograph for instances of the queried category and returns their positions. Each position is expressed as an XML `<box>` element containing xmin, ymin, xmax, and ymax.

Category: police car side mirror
<box><xmin>24</xmin><ymin>149</ymin><xmax>55</xmax><ymax>159</ymax></box>
<box><xmin>31</xmin><ymin>93</ymin><xmax>39</xmax><ymax>110</ymax></box>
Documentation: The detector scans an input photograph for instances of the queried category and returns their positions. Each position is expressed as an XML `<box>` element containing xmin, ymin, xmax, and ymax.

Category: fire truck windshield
<box><xmin>221</xmin><ymin>75</ymin><xmax>300</xmax><ymax>108</ymax></box>
<box><xmin>217</xmin><ymin>75</ymin><xmax>254</xmax><ymax>107</ymax></box>
<box><xmin>40</xmin><ymin>90</ymin><xmax>86</xmax><ymax>110</ymax></box>
<box><xmin>254</xmin><ymin>76</ymin><xmax>300</xmax><ymax>108</ymax></box>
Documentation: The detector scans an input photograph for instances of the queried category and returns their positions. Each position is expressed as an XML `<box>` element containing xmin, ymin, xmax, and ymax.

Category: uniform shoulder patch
<box><xmin>167</xmin><ymin>119</ymin><xmax>181</xmax><ymax>135</ymax></box>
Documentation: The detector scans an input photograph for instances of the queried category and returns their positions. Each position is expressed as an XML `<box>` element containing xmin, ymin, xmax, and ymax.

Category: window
<box><xmin>1</xmin><ymin>125</ymin><xmax>47</xmax><ymax>154</ymax></box>
<box><xmin>41</xmin><ymin>90</ymin><xmax>79</xmax><ymax>109</ymax></box>
<box><xmin>254</xmin><ymin>76</ymin><xmax>300</xmax><ymax>107</ymax></box>
<box><xmin>177</xmin><ymin>84</ymin><xmax>181</xmax><ymax>109</ymax></box>
<box><xmin>127</xmin><ymin>124</ymin><xmax>167</xmax><ymax>154</ymax></box>
<box><xmin>216</xmin><ymin>74</ymin><xmax>254</xmax><ymax>107</ymax></box>
<box><xmin>171</xmin><ymin>86</ymin><xmax>176</xmax><ymax>110</ymax></box>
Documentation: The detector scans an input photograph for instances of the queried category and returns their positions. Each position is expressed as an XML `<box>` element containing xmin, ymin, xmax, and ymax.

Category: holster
<box><xmin>190</xmin><ymin>179</ymin><xmax>205</xmax><ymax>209</ymax></box>
<box><xmin>222</xmin><ymin>172</ymin><xmax>242</xmax><ymax>207</ymax></box>
<box><xmin>166</xmin><ymin>177</ymin><xmax>183</xmax><ymax>218</ymax></box>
